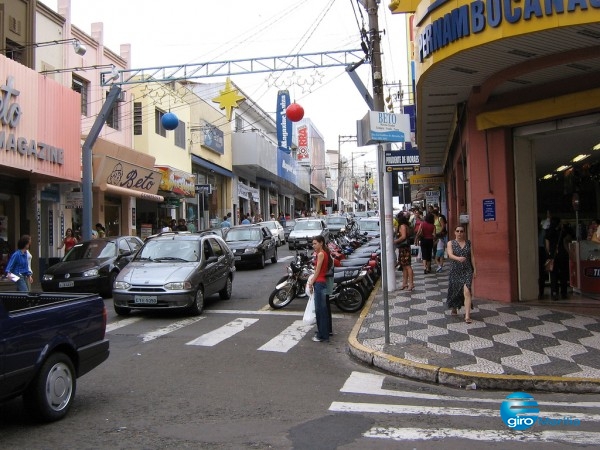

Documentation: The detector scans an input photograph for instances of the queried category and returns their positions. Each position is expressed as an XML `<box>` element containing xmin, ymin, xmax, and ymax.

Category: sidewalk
<box><xmin>348</xmin><ymin>263</ymin><xmax>600</xmax><ymax>393</ymax></box>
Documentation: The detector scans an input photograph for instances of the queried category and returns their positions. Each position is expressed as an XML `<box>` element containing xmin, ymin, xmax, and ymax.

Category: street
<box><xmin>1</xmin><ymin>246</ymin><xmax>599</xmax><ymax>449</ymax></box>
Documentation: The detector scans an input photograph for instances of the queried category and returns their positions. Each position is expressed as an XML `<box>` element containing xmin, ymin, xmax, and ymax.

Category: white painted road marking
<box><xmin>363</xmin><ymin>427</ymin><xmax>600</xmax><ymax>444</ymax></box>
<box><xmin>186</xmin><ymin>318</ymin><xmax>259</xmax><ymax>346</ymax></box>
<box><xmin>140</xmin><ymin>317</ymin><xmax>205</xmax><ymax>343</ymax></box>
<box><xmin>258</xmin><ymin>320</ymin><xmax>314</xmax><ymax>352</ymax></box>
<box><xmin>106</xmin><ymin>317</ymin><xmax>143</xmax><ymax>332</ymax></box>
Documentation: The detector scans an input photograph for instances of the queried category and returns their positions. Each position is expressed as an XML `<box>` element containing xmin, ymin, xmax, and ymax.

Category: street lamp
<box><xmin>0</xmin><ymin>38</ymin><xmax>87</xmax><ymax>57</ymax></box>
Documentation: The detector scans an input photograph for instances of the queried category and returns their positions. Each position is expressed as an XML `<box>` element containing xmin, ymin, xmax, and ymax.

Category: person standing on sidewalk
<box><xmin>545</xmin><ymin>217</ymin><xmax>572</xmax><ymax>300</ymax></box>
<box><xmin>307</xmin><ymin>235</ymin><xmax>331</xmax><ymax>342</ymax></box>
<box><xmin>394</xmin><ymin>214</ymin><xmax>414</xmax><ymax>290</ymax></box>
<box><xmin>415</xmin><ymin>213</ymin><xmax>435</xmax><ymax>274</ymax></box>
<box><xmin>4</xmin><ymin>235</ymin><xmax>33</xmax><ymax>292</ymax></box>
<box><xmin>446</xmin><ymin>226</ymin><xmax>476</xmax><ymax>323</ymax></box>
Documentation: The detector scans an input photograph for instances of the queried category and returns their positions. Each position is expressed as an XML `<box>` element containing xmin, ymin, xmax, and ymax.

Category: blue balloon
<box><xmin>161</xmin><ymin>112</ymin><xmax>179</xmax><ymax>130</ymax></box>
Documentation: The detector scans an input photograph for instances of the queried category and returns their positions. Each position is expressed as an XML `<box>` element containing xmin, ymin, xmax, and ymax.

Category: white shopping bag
<box><xmin>303</xmin><ymin>293</ymin><xmax>316</xmax><ymax>325</ymax></box>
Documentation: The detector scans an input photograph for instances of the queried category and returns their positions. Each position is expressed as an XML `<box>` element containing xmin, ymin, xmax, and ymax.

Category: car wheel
<box><xmin>23</xmin><ymin>352</ymin><xmax>76</xmax><ymax>422</ymax></box>
<box><xmin>219</xmin><ymin>276</ymin><xmax>233</xmax><ymax>300</ymax></box>
<box><xmin>189</xmin><ymin>287</ymin><xmax>205</xmax><ymax>315</ymax></box>
<box><xmin>288</xmin><ymin>244</ymin><xmax>294</xmax><ymax>251</ymax></box>
<box><xmin>271</xmin><ymin>247</ymin><xmax>278</xmax><ymax>264</ymax></box>
<box><xmin>258</xmin><ymin>252</ymin><xmax>266</xmax><ymax>269</ymax></box>
<box><xmin>114</xmin><ymin>305</ymin><xmax>131</xmax><ymax>316</ymax></box>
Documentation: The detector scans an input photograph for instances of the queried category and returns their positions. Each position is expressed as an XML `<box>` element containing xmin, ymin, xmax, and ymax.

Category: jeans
<box><xmin>15</xmin><ymin>275</ymin><xmax>29</xmax><ymax>292</ymax></box>
<box><xmin>313</xmin><ymin>282</ymin><xmax>330</xmax><ymax>340</ymax></box>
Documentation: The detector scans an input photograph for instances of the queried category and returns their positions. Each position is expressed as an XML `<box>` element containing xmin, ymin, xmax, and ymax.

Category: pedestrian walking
<box><xmin>57</xmin><ymin>228</ymin><xmax>78</xmax><ymax>252</ymax></box>
<box><xmin>394</xmin><ymin>214</ymin><xmax>414</xmax><ymax>291</ymax></box>
<box><xmin>415</xmin><ymin>212</ymin><xmax>435</xmax><ymax>274</ymax></box>
<box><xmin>307</xmin><ymin>235</ymin><xmax>331</xmax><ymax>342</ymax></box>
<box><xmin>446</xmin><ymin>226</ymin><xmax>476</xmax><ymax>323</ymax></box>
<box><xmin>434</xmin><ymin>236</ymin><xmax>445</xmax><ymax>272</ymax></box>
<box><xmin>4</xmin><ymin>235</ymin><xmax>33</xmax><ymax>292</ymax></box>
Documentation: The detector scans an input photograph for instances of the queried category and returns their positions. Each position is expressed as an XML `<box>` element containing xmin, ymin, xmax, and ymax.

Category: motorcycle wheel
<box><xmin>334</xmin><ymin>286</ymin><xmax>365</xmax><ymax>313</ymax></box>
<box><xmin>268</xmin><ymin>277</ymin><xmax>296</xmax><ymax>309</ymax></box>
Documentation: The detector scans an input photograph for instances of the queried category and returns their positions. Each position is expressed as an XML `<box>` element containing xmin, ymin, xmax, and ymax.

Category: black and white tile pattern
<box><xmin>358</xmin><ymin>266</ymin><xmax>600</xmax><ymax>378</ymax></box>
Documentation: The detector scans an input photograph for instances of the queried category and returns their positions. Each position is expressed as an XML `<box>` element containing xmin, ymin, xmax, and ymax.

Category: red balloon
<box><xmin>286</xmin><ymin>103</ymin><xmax>304</xmax><ymax>122</ymax></box>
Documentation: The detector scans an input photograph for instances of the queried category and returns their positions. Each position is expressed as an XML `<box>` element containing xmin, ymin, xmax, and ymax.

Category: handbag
<box><xmin>303</xmin><ymin>293</ymin><xmax>316</xmax><ymax>325</ymax></box>
<box><xmin>544</xmin><ymin>258</ymin><xmax>554</xmax><ymax>272</ymax></box>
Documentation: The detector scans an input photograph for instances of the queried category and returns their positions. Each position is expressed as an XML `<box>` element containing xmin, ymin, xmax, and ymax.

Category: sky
<box><xmin>46</xmin><ymin>0</ymin><xmax>409</xmax><ymax>170</ymax></box>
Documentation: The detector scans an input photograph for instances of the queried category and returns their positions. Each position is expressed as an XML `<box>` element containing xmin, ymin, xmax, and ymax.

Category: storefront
<box><xmin>154</xmin><ymin>165</ymin><xmax>196</xmax><ymax>231</ymax></box>
<box><xmin>0</xmin><ymin>58</ymin><xmax>82</xmax><ymax>279</ymax></box>
<box><xmin>191</xmin><ymin>155</ymin><xmax>233</xmax><ymax>229</ymax></box>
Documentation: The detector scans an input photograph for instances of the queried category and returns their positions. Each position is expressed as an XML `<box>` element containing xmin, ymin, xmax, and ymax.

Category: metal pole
<box><xmin>367</xmin><ymin>0</ymin><xmax>393</xmax><ymax>344</ymax></box>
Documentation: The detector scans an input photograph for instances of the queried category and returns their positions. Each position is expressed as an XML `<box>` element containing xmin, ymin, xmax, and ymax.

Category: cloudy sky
<box><xmin>46</xmin><ymin>0</ymin><xmax>408</xmax><ymax>168</ymax></box>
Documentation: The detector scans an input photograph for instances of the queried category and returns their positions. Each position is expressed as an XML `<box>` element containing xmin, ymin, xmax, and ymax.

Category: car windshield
<box><xmin>64</xmin><ymin>241</ymin><xmax>117</xmax><ymax>261</ymax></box>
<box><xmin>294</xmin><ymin>221</ymin><xmax>321</xmax><ymax>230</ymax></box>
<box><xmin>359</xmin><ymin>221</ymin><xmax>380</xmax><ymax>231</ymax></box>
<box><xmin>286</xmin><ymin>220</ymin><xmax>296</xmax><ymax>228</ymax></box>
<box><xmin>326</xmin><ymin>218</ymin><xmax>347</xmax><ymax>225</ymax></box>
<box><xmin>135</xmin><ymin>240</ymin><xmax>200</xmax><ymax>262</ymax></box>
<box><xmin>226</xmin><ymin>228</ymin><xmax>261</xmax><ymax>242</ymax></box>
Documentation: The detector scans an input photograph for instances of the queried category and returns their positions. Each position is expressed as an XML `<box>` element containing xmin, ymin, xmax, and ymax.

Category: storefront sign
<box><xmin>409</xmin><ymin>174</ymin><xmax>445</xmax><ymax>185</ymax></box>
<box><xmin>276</xmin><ymin>90</ymin><xmax>292</xmax><ymax>153</ymax></box>
<box><xmin>483</xmin><ymin>198</ymin><xmax>496</xmax><ymax>222</ymax></box>
<box><xmin>65</xmin><ymin>191</ymin><xmax>83</xmax><ymax>209</ymax></box>
<box><xmin>297</xmin><ymin>125</ymin><xmax>309</xmax><ymax>161</ymax></box>
<box><xmin>202</xmin><ymin>121</ymin><xmax>224</xmax><ymax>155</ymax></box>
<box><xmin>94</xmin><ymin>155</ymin><xmax>161</xmax><ymax>196</ymax></box>
<box><xmin>385</xmin><ymin>148</ymin><xmax>420</xmax><ymax>169</ymax></box>
<box><xmin>140</xmin><ymin>224</ymin><xmax>153</xmax><ymax>239</ymax></box>
<box><xmin>155</xmin><ymin>166</ymin><xmax>196</xmax><ymax>197</ymax></box>
<box><xmin>359</xmin><ymin>112</ymin><xmax>412</xmax><ymax>145</ymax></box>
<box><xmin>238</xmin><ymin>182</ymin><xmax>259</xmax><ymax>200</ymax></box>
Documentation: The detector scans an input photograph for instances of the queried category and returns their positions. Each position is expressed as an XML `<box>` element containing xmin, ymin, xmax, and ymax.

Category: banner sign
<box><xmin>276</xmin><ymin>90</ymin><xmax>292</xmax><ymax>153</ymax></box>
<box><xmin>385</xmin><ymin>148</ymin><xmax>420</xmax><ymax>171</ymax></box>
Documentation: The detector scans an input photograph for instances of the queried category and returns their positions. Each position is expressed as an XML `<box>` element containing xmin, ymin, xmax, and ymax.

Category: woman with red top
<box><xmin>57</xmin><ymin>228</ymin><xmax>78</xmax><ymax>253</ymax></box>
<box><xmin>415</xmin><ymin>213</ymin><xmax>436</xmax><ymax>274</ymax></box>
<box><xmin>307</xmin><ymin>235</ymin><xmax>331</xmax><ymax>342</ymax></box>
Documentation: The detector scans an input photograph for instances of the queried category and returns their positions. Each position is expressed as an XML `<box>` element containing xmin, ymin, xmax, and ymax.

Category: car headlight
<box><xmin>82</xmin><ymin>268</ymin><xmax>99</xmax><ymax>277</ymax></box>
<box><xmin>114</xmin><ymin>281</ymin><xmax>131</xmax><ymax>289</ymax></box>
<box><xmin>43</xmin><ymin>274</ymin><xmax>53</xmax><ymax>281</ymax></box>
<box><xmin>244</xmin><ymin>248</ymin><xmax>258</xmax><ymax>254</ymax></box>
<box><xmin>164</xmin><ymin>281</ymin><xmax>192</xmax><ymax>290</ymax></box>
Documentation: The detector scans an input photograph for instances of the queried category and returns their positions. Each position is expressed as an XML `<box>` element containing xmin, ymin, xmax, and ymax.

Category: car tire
<box><xmin>23</xmin><ymin>352</ymin><xmax>76</xmax><ymax>422</ymax></box>
<box><xmin>114</xmin><ymin>305</ymin><xmax>131</xmax><ymax>316</ymax></box>
<box><xmin>189</xmin><ymin>287</ymin><xmax>205</xmax><ymax>315</ymax></box>
<box><xmin>219</xmin><ymin>276</ymin><xmax>233</xmax><ymax>300</ymax></box>
<box><xmin>288</xmin><ymin>244</ymin><xmax>294</xmax><ymax>251</ymax></box>
<box><xmin>258</xmin><ymin>253</ymin><xmax>266</xmax><ymax>269</ymax></box>
<box><xmin>271</xmin><ymin>247</ymin><xmax>278</xmax><ymax>264</ymax></box>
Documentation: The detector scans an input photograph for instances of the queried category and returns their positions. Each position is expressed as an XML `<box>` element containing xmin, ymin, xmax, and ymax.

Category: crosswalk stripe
<box><xmin>341</xmin><ymin>372</ymin><xmax>600</xmax><ymax>408</ymax></box>
<box><xmin>257</xmin><ymin>320</ymin><xmax>314</xmax><ymax>352</ymax></box>
<box><xmin>363</xmin><ymin>427</ymin><xmax>600</xmax><ymax>444</ymax></box>
<box><xmin>106</xmin><ymin>317</ymin><xmax>143</xmax><ymax>332</ymax></box>
<box><xmin>186</xmin><ymin>318</ymin><xmax>258</xmax><ymax>346</ymax></box>
<box><xmin>140</xmin><ymin>317</ymin><xmax>205</xmax><ymax>343</ymax></box>
<box><xmin>329</xmin><ymin>402</ymin><xmax>600</xmax><ymax>421</ymax></box>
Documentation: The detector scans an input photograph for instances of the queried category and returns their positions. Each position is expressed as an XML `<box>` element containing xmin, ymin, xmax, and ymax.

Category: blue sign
<box><xmin>276</xmin><ymin>90</ymin><xmax>292</xmax><ymax>153</ymax></box>
<box><xmin>385</xmin><ymin>148</ymin><xmax>420</xmax><ymax>169</ymax></box>
<box><xmin>277</xmin><ymin>148</ymin><xmax>297</xmax><ymax>184</ymax></box>
<box><xmin>483</xmin><ymin>198</ymin><xmax>496</xmax><ymax>222</ymax></box>
<box><xmin>202</xmin><ymin>121</ymin><xmax>224</xmax><ymax>155</ymax></box>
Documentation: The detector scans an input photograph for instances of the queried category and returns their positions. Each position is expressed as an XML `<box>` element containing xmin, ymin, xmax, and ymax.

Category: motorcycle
<box><xmin>268</xmin><ymin>251</ymin><xmax>312</xmax><ymax>309</ymax></box>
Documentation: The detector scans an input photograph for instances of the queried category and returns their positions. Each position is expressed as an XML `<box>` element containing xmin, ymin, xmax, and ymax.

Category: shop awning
<box><xmin>100</xmin><ymin>183</ymin><xmax>164</xmax><ymax>202</ymax></box>
<box><xmin>192</xmin><ymin>155</ymin><xmax>234</xmax><ymax>178</ymax></box>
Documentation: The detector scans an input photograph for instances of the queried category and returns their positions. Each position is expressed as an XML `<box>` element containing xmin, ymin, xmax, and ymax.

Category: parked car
<box><xmin>41</xmin><ymin>236</ymin><xmax>143</xmax><ymax>297</ymax></box>
<box><xmin>283</xmin><ymin>219</ymin><xmax>296</xmax><ymax>241</ymax></box>
<box><xmin>0</xmin><ymin>291</ymin><xmax>109</xmax><ymax>422</ymax></box>
<box><xmin>112</xmin><ymin>232</ymin><xmax>235</xmax><ymax>315</ymax></box>
<box><xmin>325</xmin><ymin>215</ymin><xmax>350</xmax><ymax>236</ymax></box>
<box><xmin>259</xmin><ymin>220</ymin><xmax>285</xmax><ymax>246</ymax></box>
<box><xmin>357</xmin><ymin>217</ymin><xmax>381</xmax><ymax>237</ymax></box>
<box><xmin>287</xmin><ymin>219</ymin><xmax>329</xmax><ymax>250</ymax></box>
<box><xmin>225</xmin><ymin>224</ymin><xmax>277</xmax><ymax>269</ymax></box>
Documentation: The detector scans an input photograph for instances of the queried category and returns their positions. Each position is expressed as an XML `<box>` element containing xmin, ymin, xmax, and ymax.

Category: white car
<box><xmin>259</xmin><ymin>220</ymin><xmax>285</xmax><ymax>246</ymax></box>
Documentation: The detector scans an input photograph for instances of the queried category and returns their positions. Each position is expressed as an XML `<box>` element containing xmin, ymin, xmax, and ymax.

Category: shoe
<box><xmin>400</xmin><ymin>285</ymin><xmax>408</xmax><ymax>290</ymax></box>
<box><xmin>423</xmin><ymin>270</ymin><xmax>427</xmax><ymax>275</ymax></box>
<box><xmin>465</xmin><ymin>318</ymin><xmax>473</xmax><ymax>324</ymax></box>
<box><xmin>451</xmin><ymin>308</ymin><xmax>458</xmax><ymax>316</ymax></box>
<box><xmin>408</xmin><ymin>285</ymin><xmax>415</xmax><ymax>291</ymax></box>
<box><xmin>312</xmin><ymin>336</ymin><xmax>327</xmax><ymax>342</ymax></box>
<box><xmin>436</xmin><ymin>266</ymin><xmax>443</xmax><ymax>273</ymax></box>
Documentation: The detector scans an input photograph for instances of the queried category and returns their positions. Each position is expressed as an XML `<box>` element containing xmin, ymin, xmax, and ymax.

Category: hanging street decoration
<box><xmin>286</xmin><ymin>102</ymin><xmax>304</xmax><ymax>122</ymax></box>
<box><xmin>212</xmin><ymin>77</ymin><xmax>246</xmax><ymax>121</ymax></box>
<box><xmin>161</xmin><ymin>112</ymin><xmax>179</xmax><ymax>130</ymax></box>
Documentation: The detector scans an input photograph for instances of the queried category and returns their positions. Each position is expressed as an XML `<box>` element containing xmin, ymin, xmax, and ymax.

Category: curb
<box><xmin>347</xmin><ymin>281</ymin><xmax>600</xmax><ymax>394</ymax></box>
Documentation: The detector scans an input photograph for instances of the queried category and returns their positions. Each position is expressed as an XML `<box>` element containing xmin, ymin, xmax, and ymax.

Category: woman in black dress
<box><xmin>446</xmin><ymin>226</ymin><xmax>476</xmax><ymax>323</ymax></box>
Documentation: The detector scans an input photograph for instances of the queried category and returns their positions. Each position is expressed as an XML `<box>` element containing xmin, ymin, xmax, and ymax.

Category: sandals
<box><xmin>465</xmin><ymin>317</ymin><xmax>473</xmax><ymax>324</ymax></box>
<box><xmin>451</xmin><ymin>308</ymin><xmax>458</xmax><ymax>315</ymax></box>
<box><xmin>400</xmin><ymin>285</ymin><xmax>408</xmax><ymax>290</ymax></box>
<box><xmin>408</xmin><ymin>285</ymin><xmax>415</xmax><ymax>291</ymax></box>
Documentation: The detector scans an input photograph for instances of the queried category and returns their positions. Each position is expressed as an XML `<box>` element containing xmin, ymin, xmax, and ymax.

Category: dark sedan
<box><xmin>41</xmin><ymin>236</ymin><xmax>143</xmax><ymax>297</ymax></box>
<box><xmin>224</xmin><ymin>225</ymin><xmax>277</xmax><ymax>269</ymax></box>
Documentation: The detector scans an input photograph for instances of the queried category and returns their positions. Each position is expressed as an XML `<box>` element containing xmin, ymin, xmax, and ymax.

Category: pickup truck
<box><xmin>0</xmin><ymin>291</ymin><xmax>109</xmax><ymax>422</ymax></box>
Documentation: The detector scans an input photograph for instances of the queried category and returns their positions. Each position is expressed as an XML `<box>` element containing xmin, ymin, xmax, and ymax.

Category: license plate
<box><xmin>234</xmin><ymin>256</ymin><xmax>241</xmax><ymax>261</ymax></box>
<box><xmin>59</xmin><ymin>281</ymin><xmax>75</xmax><ymax>288</ymax></box>
<box><xmin>298</xmin><ymin>240</ymin><xmax>307</xmax><ymax>244</ymax></box>
<box><xmin>134</xmin><ymin>295</ymin><xmax>158</xmax><ymax>304</ymax></box>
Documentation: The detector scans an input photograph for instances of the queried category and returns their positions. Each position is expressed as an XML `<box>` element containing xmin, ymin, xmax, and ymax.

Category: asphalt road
<box><xmin>1</xmin><ymin>246</ymin><xmax>599</xmax><ymax>448</ymax></box>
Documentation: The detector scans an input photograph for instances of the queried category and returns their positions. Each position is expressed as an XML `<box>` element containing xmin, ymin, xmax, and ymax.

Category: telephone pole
<box><xmin>367</xmin><ymin>0</ymin><xmax>394</xmax><ymax>344</ymax></box>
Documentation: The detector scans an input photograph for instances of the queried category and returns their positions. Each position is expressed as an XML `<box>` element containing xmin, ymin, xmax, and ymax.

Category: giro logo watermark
<box><xmin>500</xmin><ymin>392</ymin><xmax>581</xmax><ymax>430</ymax></box>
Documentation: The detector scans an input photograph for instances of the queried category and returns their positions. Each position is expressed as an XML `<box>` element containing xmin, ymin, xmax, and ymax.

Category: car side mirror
<box><xmin>118</xmin><ymin>250</ymin><xmax>132</xmax><ymax>258</ymax></box>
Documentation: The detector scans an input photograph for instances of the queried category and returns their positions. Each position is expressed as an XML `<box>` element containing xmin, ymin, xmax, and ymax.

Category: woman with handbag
<box><xmin>544</xmin><ymin>217</ymin><xmax>572</xmax><ymax>300</ymax></box>
<box><xmin>394</xmin><ymin>214</ymin><xmax>415</xmax><ymax>291</ymax></box>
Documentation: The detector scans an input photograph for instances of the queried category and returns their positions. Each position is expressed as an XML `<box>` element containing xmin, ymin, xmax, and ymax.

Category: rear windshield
<box><xmin>359</xmin><ymin>221</ymin><xmax>379</xmax><ymax>231</ymax></box>
<box><xmin>294</xmin><ymin>221</ymin><xmax>322</xmax><ymax>230</ymax></box>
<box><xmin>65</xmin><ymin>241</ymin><xmax>116</xmax><ymax>260</ymax></box>
<box><xmin>226</xmin><ymin>228</ymin><xmax>261</xmax><ymax>241</ymax></box>
<box><xmin>135</xmin><ymin>240</ymin><xmax>200</xmax><ymax>262</ymax></box>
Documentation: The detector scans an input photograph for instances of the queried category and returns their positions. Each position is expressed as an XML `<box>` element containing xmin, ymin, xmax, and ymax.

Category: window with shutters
<box><xmin>134</xmin><ymin>102</ymin><xmax>143</xmax><ymax>135</ymax></box>
<box><xmin>72</xmin><ymin>76</ymin><xmax>89</xmax><ymax>116</ymax></box>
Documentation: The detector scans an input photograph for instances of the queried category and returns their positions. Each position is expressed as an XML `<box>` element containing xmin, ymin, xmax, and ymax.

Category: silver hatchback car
<box><xmin>112</xmin><ymin>232</ymin><xmax>235</xmax><ymax>316</ymax></box>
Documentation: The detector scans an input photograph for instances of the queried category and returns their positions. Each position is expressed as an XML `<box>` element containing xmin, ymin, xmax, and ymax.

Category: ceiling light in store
<box><xmin>572</xmin><ymin>154</ymin><xmax>590</xmax><ymax>162</ymax></box>
<box><xmin>556</xmin><ymin>165</ymin><xmax>571</xmax><ymax>172</ymax></box>
<box><xmin>543</xmin><ymin>174</ymin><xmax>553</xmax><ymax>180</ymax></box>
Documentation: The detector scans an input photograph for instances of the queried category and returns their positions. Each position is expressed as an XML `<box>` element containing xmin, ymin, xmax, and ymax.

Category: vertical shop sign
<box><xmin>48</xmin><ymin>209</ymin><xmax>54</xmax><ymax>247</ymax></box>
<box><xmin>132</xmin><ymin>207</ymin><xmax>136</xmax><ymax>228</ymax></box>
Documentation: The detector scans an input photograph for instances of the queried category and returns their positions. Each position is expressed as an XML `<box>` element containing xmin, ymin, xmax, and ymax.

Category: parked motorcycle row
<box><xmin>268</xmin><ymin>222</ymin><xmax>381</xmax><ymax>313</ymax></box>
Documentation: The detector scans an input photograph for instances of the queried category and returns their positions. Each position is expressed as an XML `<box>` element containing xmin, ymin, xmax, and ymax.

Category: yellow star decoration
<box><xmin>212</xmin><ymin>78</ymin><xmax>246</xmax><ymax>121</ymax></box>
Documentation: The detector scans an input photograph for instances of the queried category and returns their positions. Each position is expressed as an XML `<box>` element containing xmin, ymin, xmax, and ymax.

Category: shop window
<box><xmin>155</xmin><ymin>109</ymin><xmax>166</xmax><ymax>137</ymax></box>
<box><xmin>72</xmin><ymin>75</ymin><xmax>89</xmax><ymax>116</ymax></box>
<box><xmin>106</xmin><ymin>91</ymin><xmax>120</xmax><ymax>130</ymax></box>
<box><xmin>134</xmin><ymin>102</ymin><xmax>143</xmax><ymax>135</ymax></box>
<box><xmin>174</xmin><ymin>120</ymin><xmax>186</xmax><ymax>149</ymax></box>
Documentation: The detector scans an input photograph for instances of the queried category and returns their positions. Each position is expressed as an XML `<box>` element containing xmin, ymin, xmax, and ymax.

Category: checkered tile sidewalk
<box><xmin>357</xmin><ymin>265</ymin><xmax>600</xmax><ymax>378</ymax></box>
